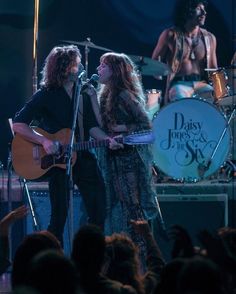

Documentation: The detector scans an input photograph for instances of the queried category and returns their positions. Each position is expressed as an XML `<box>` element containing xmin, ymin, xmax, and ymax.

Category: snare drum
<box><xmin>145</xmin><ymin>89</ymin><xmax>162</xmax><ymax>120</ymax></box>
<box><xmin>152</xmin><ymin>98</ymin><xmax>231</xmax><ymax>182</ymax></box>
<box><xmin>210</xmin><ymin>69</ymin><xmax>230</xmax><ymax>100</ymax></box>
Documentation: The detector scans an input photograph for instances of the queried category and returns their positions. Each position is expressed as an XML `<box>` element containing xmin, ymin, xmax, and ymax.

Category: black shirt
<box><xmin>14</xmin><ymin>87</ymin><xmax>98</xmax><ymax>139</ymax></box>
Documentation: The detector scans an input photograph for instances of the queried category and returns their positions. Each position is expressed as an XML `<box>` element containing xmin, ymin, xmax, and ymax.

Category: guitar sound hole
<box><xmin>41</xmin><ymin>154</ymin><xmax>66</xmax><ymax>169</ymax></box>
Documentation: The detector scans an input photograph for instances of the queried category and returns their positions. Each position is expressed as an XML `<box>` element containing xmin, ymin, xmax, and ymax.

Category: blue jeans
<box><xmin>169</xmin><ymin>80</ymin><xmax>213</xmax><ymax>102</ymax></box>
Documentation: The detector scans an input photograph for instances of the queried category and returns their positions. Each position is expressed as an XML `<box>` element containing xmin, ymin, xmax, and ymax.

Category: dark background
<box><xmin>0</xmin><ymin>0</ymin><xmax>235</xmax><ymax>166</ymax></box>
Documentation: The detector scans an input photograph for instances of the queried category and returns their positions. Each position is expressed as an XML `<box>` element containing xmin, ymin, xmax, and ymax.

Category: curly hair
<box><xmin>40</xmin><ymin>45</ymin><xmax>81</xmax><ymax>89</ymax></box>
<box><xmin>174</xmin><ymin>0</ymin><xmax>208</xmax><ymax>29</ymax></box>
<box><xmin>98</xmin><ymin>52</ymin><xmax>146</xmax><ymax>131</ymax></box>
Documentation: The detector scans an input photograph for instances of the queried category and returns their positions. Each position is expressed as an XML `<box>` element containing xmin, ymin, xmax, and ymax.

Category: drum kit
<box><xmin>63</xmin><ymin>39</ymin><xmax>236</xmax><ymax>183</ymax></box>
<box><xmin>151</xmin><ymin>66</ymin><xmax>236</xmax><ymax>183</ymax></box>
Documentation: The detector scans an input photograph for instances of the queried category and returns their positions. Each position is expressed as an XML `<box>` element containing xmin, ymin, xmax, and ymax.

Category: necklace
<box><xmin>185</xmin><ymin>31</ymin><xmax>201</xmax><ymax>60</ymax></box>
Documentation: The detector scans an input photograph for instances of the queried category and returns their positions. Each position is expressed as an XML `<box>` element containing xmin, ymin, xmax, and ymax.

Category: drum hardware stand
<box><xmin>154</xmin><ymin>196</ymin><xmax>169</xmax><ymax>241</ymax></box>
<box><xmin>6</xmin><ymin>139</ymin><xmax>14</xmax><ymax>261</ymax></box>
<box><xmin>84</xmin><ymin>37</ymin><xmax>90</xmax><ymax>80</ymax></box>
<box><xmin>7</xmin><ymin>118</ymin><xmax>40</xmax><ymax>232</ymax></box>
<box><xmin>0</xmin><ymin>161</ymin><xmax>4</xmax><ymax>201</ymax></box>
<box><xmin>19</xmin><ymin>178</ymin><xmax>40</xmax><ymax>231</ymax></box>
<box><xmin>7</xmin><ymin>143</ymin><xmax>13</xmax><ymax>215</ymax></box>
<box><xmin>198</xmin><ymin>106</ymin><xmax>236</xmax><ymax>179</ymax></box>
<box><xmin>218</xmin><ymin>160</ymin><xmax>236</xmax><ymax>182</ymax></box>
<box><xmin>5</xmin><ymin>144</ymin><xmax>40</xmax><ymax>259</ymax></box>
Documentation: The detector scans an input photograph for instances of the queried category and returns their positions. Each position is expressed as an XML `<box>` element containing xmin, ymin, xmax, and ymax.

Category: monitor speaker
<box><xmin>24</xmin><ymin>190</ymin><xmax>87</xmax><ymax>255</ymax></box>
<box><xmin>153</xmin><ymin>194</ymin><xmax>228</xmax><ymax>261</ymax></box>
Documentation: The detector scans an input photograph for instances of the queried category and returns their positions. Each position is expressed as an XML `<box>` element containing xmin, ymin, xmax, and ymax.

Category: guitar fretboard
<box><xmin>73</xmin><ymin>137</ymin><xmax>124</xmax><ymax>151</ymax></box>
<box><xmin>73</xmin><ymin>139</ymin><xmax>108</xmax><ymax>151</ymax></box>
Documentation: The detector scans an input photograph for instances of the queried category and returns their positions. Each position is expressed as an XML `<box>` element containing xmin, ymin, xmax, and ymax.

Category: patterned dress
<box><xmin>96</xmin><ymin>91</ymin><xmax>158</xmax><ymax>263</ymax></box>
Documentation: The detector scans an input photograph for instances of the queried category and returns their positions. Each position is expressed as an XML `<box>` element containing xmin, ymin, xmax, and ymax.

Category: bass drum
<box><xmin>152</xmin><ymin>98</ymin><xmax>231</xmax><ymax>182</ymax></box>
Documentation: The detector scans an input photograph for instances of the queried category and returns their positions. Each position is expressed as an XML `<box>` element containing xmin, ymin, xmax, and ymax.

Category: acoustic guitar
<box><xmin>12</xmin><ymin>127</ymin><xmax>155</xmax><ymax>180</ymax></box>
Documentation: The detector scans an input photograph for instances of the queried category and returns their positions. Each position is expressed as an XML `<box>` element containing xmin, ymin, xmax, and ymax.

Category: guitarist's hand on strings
<box><xmin>108</xmin><ymin>136</ymin><xmax>124</xmax><ymax>150</ymax></box>
<box><xmin>42</xmin><ymin>137</ymin><xmax>60</xmax><ymax>155</ymax></box>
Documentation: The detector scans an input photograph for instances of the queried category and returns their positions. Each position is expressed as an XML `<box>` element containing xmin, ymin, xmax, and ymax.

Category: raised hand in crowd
<box><xmin>0</xmin><ymin>205</ymin><xmax>28</xmax><ymax>275</ymax></box>
<box><xmin>169</xmin><ymin>225</ymin><xmax>194</xmax><ymax>259</ymax></box>
<box><xmin>0</xmin><ymin>205</ymin><xmax>28</xmax><ymax>236</ymax></box>
<box><xmin>198</xmin><ymin>229</ymin><xmax>236</xmax><ymax>272</ymax></box>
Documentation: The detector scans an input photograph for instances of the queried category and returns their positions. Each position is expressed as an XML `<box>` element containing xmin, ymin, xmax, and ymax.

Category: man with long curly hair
<box><xmin>12</xmin><ymin>45</ymin><xmax>106</xmax><ymax>244</ymax></box>
<box><xmin>152</xmin><ymin>0</ymin><xmax>217</xmax><ymax>104</ymax></box>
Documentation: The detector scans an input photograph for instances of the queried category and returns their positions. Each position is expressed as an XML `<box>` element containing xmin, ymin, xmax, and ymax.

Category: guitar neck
<box><xmin>73</xmin><ymin>131</ymin><xmax>153</xmax><ymax>151</ymax></box>
<box><xmin>11</xmin><ymin>128</ymin><xmax>152</xmax><ymax>181</ymax></box>
<box><xmin>73</xmin><ymin>136</ymin><xmax>126</xmax><ymax>151</ymax></box>
<box><xmin>73</xmin><ymin>138</ymin><xmax>110</xmax><ymax>151</ymax></box>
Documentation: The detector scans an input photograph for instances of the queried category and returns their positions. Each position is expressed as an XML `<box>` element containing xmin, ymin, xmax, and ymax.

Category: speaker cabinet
<box><xmin>153</xmin><ymin>194</ymin><xmax>228</xmax><ymax>261</ymax></box>
<box><xmin>25</xmin><ymin>190</ymin><xmax>87</xmax><ymax>255</ymax></box>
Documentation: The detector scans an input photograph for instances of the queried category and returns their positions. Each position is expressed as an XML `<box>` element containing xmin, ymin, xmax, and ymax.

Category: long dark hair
<box><xmin>98</xmin><ymin>52</ymin><xmax>145</xmax><ymax>130</ymax></box>
<box><xmin>40</xmin><ymin>45</ymin><xmax>81</xmax><ymax>89</ymax></box>
<box><xmin>174</xmin><ymin>0</ymin><xmax>208</xmax><ymax>29</ymax></box>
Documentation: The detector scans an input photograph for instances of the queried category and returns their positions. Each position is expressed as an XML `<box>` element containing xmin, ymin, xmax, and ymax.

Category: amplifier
<box><xmin>153</xmin><ymin>193</ymin><xmax>228</xmax><ymax>261</ymax></box>
<box><xmin>25</xmin><ymin>190</ymin><xmax>87</xmax><ymax>255</ymax></box>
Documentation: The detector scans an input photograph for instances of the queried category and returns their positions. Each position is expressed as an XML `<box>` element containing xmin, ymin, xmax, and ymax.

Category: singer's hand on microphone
<box><xmin>108</xmin><ymin>136</ymin><xmax>124</xmax><ymax>150</ymax></box>
<box><xmin>82</xmin><ymin>84</ymin><xmax>97</xmax><ymax>97</ymax></box>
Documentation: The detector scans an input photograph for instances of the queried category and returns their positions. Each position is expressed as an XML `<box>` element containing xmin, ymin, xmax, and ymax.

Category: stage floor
<box><xmin>1</xmin><ymin>171</ymin><xmax>235</xmax><ymax>228</ymax></box>
<box><xmin>1</xmin><ymin>171</ymin><xmax>235</xmax><ymax>201</ymax></box>
<box><xmin>1</xmin><ymin>171</ymin><xmax>236</xmax><ymax>230</ymax></box>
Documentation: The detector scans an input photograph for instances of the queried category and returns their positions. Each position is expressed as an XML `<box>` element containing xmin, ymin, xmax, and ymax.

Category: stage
<box><xmin>1</xmin><ymin>171</ymin><xmax>235</xmax><ymax>224</ymax></box>
<box><xmin>0</xmin><ymin>170</ymin><xmax>235</xmax><ymax>261</ymax></box>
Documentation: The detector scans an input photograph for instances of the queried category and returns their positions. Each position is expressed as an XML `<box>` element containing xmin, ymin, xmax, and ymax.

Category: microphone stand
<box><xmin>7</xmin><ymin>143</ymin><xmax>13</xmax><ymax>261</ymax></box>
<box><xmin>66</xmin><ymin>73</ymin><xmax>84</xmax><ymax>253</ymax></box>
<box><xmin>84</xmin><ymin>38</ymin><xmax>90</xmax><ymax>80</ymax></box>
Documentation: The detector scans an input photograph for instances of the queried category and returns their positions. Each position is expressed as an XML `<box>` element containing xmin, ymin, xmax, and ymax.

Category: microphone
<box><xmin>82</xmin><ymin>74</ymin><xmax>99</xmax><ymax>90</ymax></box>
<box><xmin>78</xmin><ymin>70</ymin><xmax>86</xmax><ymax>80</ymax></box>
<box><xmin>84</xmin><ymin>73</ymin><xmax>99</xmax><ymax>83</ymax></box>
<box><xmin>68</xmin><ymin>70</ymin><xmax>86</xmax><ymax>82</ymax></box>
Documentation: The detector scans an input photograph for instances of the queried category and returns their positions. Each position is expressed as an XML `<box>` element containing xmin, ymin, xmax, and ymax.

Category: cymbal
<box><xmin>205</xmin><ymin>65</ymin><xmax>236</xmax><ymax>71</ymax></box>
<box><xmin>62</xmin><ymin>40</ymin><xmax>112</xmax><ymax>52</ymax></box>
<box><xmin>129</xmin><ymin>55</ymin><xmax>171</xmax><ymax>76</ymax></box>
<box><xmin>204</xmin><ymin>68</ymin><xmax>219</xmax><ymax>72</ymax></box>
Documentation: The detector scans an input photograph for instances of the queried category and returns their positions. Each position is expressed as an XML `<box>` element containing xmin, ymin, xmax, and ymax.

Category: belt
<box><xmin>172</xmin><ymin>74</ymin><xmax>203</xmax><ymax>82</ymax></box>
